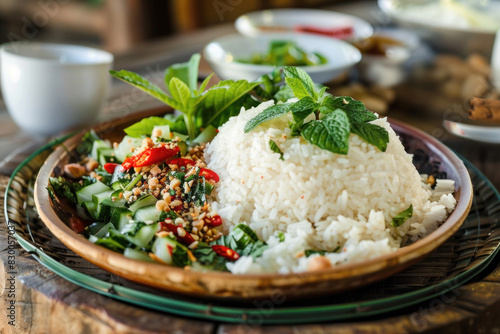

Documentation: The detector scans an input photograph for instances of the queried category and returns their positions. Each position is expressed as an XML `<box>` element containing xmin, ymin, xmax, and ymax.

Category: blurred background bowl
<box><xmin>356</xmin><ymin>28</ymin><xmax>421</xmax><ymax>87</ymax></box>
<box><xmin>379</xmin><ymin>0</ymin><xmax>500</xmax><ymax>57</ymax></box>
<box><xmin>235</xmin><ymin>8</ymin><xmax>373</xmax><ymax>41</ymax></box>
<box><xmin>203</xmin><ymin>33</ymin><xmax>362</xmax><ymax>84</ymax></box>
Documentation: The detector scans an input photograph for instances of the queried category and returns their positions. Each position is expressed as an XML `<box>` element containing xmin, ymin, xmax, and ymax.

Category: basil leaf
<box><xmin>196</xmin><ymin>73</ymin><xmax>214</xmax><ymax>95</ymax></box>
<box><xmin>244</xmin><ymin>102</ymin><xmax>293</xmax><ymax>133</ymax></box>
<box><xmin>124</xmin><ymin>116</ymin><xmax>171</xmax><ymax>137</ymax></box>
<box><xmin>164</xmin><ymin>53</ymin><xmax>200</xmax><ymax>92</ymax></box>
<box><xmin>269</xmin><ymin>139</ymin><xmax>284</xmax><ymax>160</ymax></box>
<box><xmin>284</xmin><ymin>67</ymin><xmax>316</xmax><ymax>100</ymax></box>
<box><xmin>350</xmin><ymin>121</ymin><xmax>389</xmax><ymax>152</ymax></box>
<box><xmin>391</xmin><ymin>205</ymin><xmax>413</xmax><ymax>227</ymax></box>
<box><xmin>110</xmin><ymin>70</ymin><xmax>180</xmax><ymax>109</ymax></box>
<box><xmin>203</xmin><ymin>80</ymin><xmax>261</xmax><ymax>128</ymax></box>
<box><xmin>168</xmin><ymin>77</ymin><xmax>191</xmax><ymax>109</ymax></box>
<box><xmin>290</xmin><ymin>96</ymin><xmax>318</xmax><ymax>123</ymax></box>
<box><xmin>301</xmin><ymin>109</ymin><xmax>350</xmax><ymax>155</ymax></box>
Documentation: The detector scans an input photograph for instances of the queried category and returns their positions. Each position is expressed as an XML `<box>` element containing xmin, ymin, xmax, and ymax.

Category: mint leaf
<box><xmin>203</xmin><ymin>80</ymin><xmax>261</xmax><ymax>128</ymax></box>
<box><xmin>290</xmin><ymin>96</ymin><xmax>318</xmax><ymax>123</ymax></box>
<box><xmin>391</xmin><ymin>205</ymin><xmax>413</xmax><ymax>227</ymax></box>
<box><xmin>321</xmin><ymin>96</ymin><xmax>376</xmax><ymax>122</ymax></box>
<box><xmin>274</xmin><ymin>85</ymin><xmax>294</xmax><ymax>102</ymax></box>
<box><xmin>301</xmin><ymin>109</ymin><xmax>350</xmax><ymax>155</ymax></box>
<box><xmin>350</xmin><ymin>121</ymin><xmax>389</xmax><ymax>152</ymax></box>
<box><xmin>284</xmin><ymin>67</ymin><xmax>316</xmax><ymax>100</ymax></box>
<box><xmin>168</xmin><ymin>77</ymin><xmax>191</xmax><ymax>109</ymax></box>
<box><xmin>244</xmin><ymin>103</ymin><xmax>293</xmax><ymax>133</ymax></box>
<box><xmin>269</xmin><ymin>139</ymin><xmax>284</xmax><ymax>160</ymax></box>
<box><xmin>110</xmin><ymin>70</ymin><xmax>180</xmax><ymax>109</ymax></box>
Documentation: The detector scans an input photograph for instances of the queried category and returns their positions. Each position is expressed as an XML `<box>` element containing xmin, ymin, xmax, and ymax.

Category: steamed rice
<box><xmin>205</xmin><ymin>100</ymin><xmax>456</xmax><ymax>274</ymax></box>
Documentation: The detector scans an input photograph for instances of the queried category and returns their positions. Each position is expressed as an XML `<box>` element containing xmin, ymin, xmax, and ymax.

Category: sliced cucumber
<box><xmin>93</xmin><ymin>222</ymin><xmax>114</xmax><ymax>239</ymax></box>
<box><xmin>114</xmin><ymin>136</ymin><xmax>143</xmax><ymax>163</ymax></box>
<box><xmin>205</xmin><ymin>181</ymin><xmax>214</xmax><ymax>195</ymax></box>
<box><xmin>92</xmin><ymin>190</ymin><xmax>114</xmax><ymax>206</ymax></box>
<box><xmin>151</xmin><ymin>236</ymin><xmax>176</xmax><ymax>265</ymax></box>
<box><xmin>82</xmin><ymin>201</ymin><xmax>97</xmax><ymax>219</ymax></box>
<box><xmin>98</xmin><ymin>147</ymin><xmax>116</xmax><ymax>166</ymax></box>
<box><xmin>126</xmin><ymin>223</ymin><xmax>158</xmax><ymax>249</ymax></box>
<box><xmin>76</xmin><ymin>180</ymin><xmax>111</xmax><ymax>205</ymax></box>
<box><xmin>134</xmin><ymin>205</ymin><xmax>162</xmax><ymax>223</ymax></box>
<box><xmin>111</xmin><ymin>179</ymin><xmax>129</xmax><ymax>190</ymax></box>
<box><xmin>193</xmin><ymin>125</ymin><xmax>217</xmax><ymax>144</ymax></box>
<box><xmin>86</xmin><ymin>222</ymin><xmax>107</xmax><ymax>235</ymax></box>
<box><xmin>91</xmin><ymin>140</ymin><xmax>111</xmax><ymax>161</ymax></box>
<box><xmin>129</xmin><ymin>195</ymin><xmax>157</xmax><ymax>213</ymax></box>
<box><xmin>101</xmin><ymin>189</ymin><xmax>127</xmax><ymax>208</ymax></box>
<box><xmin>173</xmin><ymin>132</ymin><xmax>188</xmax><ymax>142</ymax></box>
<box><xmin>110</xmin><ymin>207</ymin><xmax>133</xmax><ymax>230</ymax></box>
<box><xmin>177</xmin><ymin>141</ymin><xmax>188</xmax><ymax>156</ymax></box>
<box><xmin>124</xmin><ymin>248</ymin><xmax>154</xmax><ymax>262</ymax></box>
<box><xmin>152</xmin><ymin>125</ymin><xmax>171</xmax><ymax>139</ymax></box>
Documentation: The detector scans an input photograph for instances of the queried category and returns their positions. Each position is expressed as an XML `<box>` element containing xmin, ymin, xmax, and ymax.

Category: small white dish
<box><xmin>356</xmin><ymin>28</ymin><xmax>421</xmax><ymax>87</ymax></box>
<box><xmin>492</xmin><ymin>29</ymin><xmax>500</xmax><ymax>91</ymax></box>
<box><xmin>0</xmin><ymin>42</ymin><xmax>113</xmax><ymax>137</ymax></box>
<box><xmin>235</xmin><ymin>8</ymin><xmax>373</xmax><ymax>42</ymax></box>
<box><xmin>203</xmin><ymin>33</ymin><xmax>361</xmax><ymax>83</ymax></box>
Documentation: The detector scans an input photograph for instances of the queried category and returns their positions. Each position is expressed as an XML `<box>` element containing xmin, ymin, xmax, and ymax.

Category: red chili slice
<box><xmin>206</xmin><ymin>215</ymin><xmax>222</xmax><ymax>227</ymax></box>
<box><xmin>162</xmin><ymin>222</ymin><xmax>195</xmax><ymax>246</ymax></box>
<box><xmin>211</xmin><ymin>245</ymin><xmax>240</xmax><ymax>261</ymax></box>
<box><xmin>103</xmin><ymin>163</ymin><xmax>120</xmax><ymax>174</ymax></box>
<box><xmin>168</xmin><ymin>158</ymin><xmax>196</xmax><ymax>168</ymax></box>
<box><xmin>134</xmin><ymin>146</ymin><xmax>180</xmax><ymax>167</ymax></box>
<box><xmin>122</xmin><ymin>154</ymin><xmax>141</xmax><ymax>170</ymax></box>
<box><xmin>294</xmin><ymin>25</ymin><xmax>354</xmax><ymax>39</ymax></box>
<box><xmin>199</xmin><ymin>168</ymin><xmax>219</xmax><ymax>183</ymax></box>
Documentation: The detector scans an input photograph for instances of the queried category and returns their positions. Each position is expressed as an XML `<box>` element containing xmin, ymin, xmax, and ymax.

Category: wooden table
<box><xmin>2</xmin><ymin>3</ymin><xmax>500</xmax><ymax>333</ymax></box>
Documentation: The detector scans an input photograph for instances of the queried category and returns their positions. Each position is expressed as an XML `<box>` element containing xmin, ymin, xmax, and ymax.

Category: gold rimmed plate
<box><xmin>34</xmin><ymin>107</ymin><xmax>473</xmax><ymax>300</ymax></box>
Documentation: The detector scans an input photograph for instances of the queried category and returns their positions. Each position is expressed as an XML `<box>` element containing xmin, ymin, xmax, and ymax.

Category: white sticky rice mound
<box><xmin>204</xmin><ymin>100</ymin><xmax>457</xmax><ymax>274</ymax></box>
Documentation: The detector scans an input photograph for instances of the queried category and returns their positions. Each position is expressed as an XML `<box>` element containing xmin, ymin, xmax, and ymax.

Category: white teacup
<box><xmin>0</xmin><ymin>42</ymin><xmax>113</xmax><ymax>136</ymax></box>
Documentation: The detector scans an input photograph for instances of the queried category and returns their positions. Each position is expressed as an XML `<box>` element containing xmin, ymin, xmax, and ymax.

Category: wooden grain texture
<box><xmin>0</xmin><ymin>175</ymin><xmax>215</xmax><ymax>334</ymax></box>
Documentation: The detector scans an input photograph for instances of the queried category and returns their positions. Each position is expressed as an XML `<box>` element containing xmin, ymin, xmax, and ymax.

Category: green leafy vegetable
<box><xmin>111</xmin><ymin>53</ymin><xmax>261</xmax><ymax>142</ymax></box>
<box><xmin>301</xmin><ymin>109</ymin><xmax>350</xmax><ymax>155</ymax></box>
<box><xmin>391</xmin><ymin>205</ymin><xmax>413</xmax><ymax>227</ymax></box>
<box><xmin>48</xmin><ymin>177</ymin><xmax>82</xmax><ymax>204</ymax></box>
<box><xmin>244</xmin><ymin>66</ymin><xmax>389</xmax><ymax>155</ymax></box>
<box><xmin>269</xmin><ymin>140</ymin><xmax>284</xmax><ymax>160</ymax></box>
<box><xmin>305</xmin><ymin>246</ymin><xmax>340</xmax><ymax>257</ymax></box>
<box><xmin>244</xmin><ymin>103</ymin><xmax>293</xmax><ymax>133</ymax></box>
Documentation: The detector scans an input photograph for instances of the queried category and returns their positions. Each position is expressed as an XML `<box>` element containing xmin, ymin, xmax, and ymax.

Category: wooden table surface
<box><xmin>2</xmin><ymin>3</ymin><xmax>500</xmax><ymax>333</ymax></box>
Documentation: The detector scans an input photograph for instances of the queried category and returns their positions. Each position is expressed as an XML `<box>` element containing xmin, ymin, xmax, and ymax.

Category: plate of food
<box><xmin>35</xmin><ymin>54</ymin><xmax>472</xmax><ymax>300</ymax></box>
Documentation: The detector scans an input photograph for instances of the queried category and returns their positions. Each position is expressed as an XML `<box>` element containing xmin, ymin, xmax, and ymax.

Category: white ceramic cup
<box><xmin>492</xmin><ymin>29</ymin><xmax>500</xmax><ymax>91</ymax></box>
<box><xmin>0</xmin><ymin>42</ymin><xmax>113</xmax><ymax>136</ymax></box>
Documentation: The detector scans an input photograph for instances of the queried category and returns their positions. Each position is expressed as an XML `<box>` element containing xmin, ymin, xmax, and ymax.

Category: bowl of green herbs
<box><xmin>204</xmin><ymin>33</ymin><xmax>361</xmax><ymax>83</ymax></box>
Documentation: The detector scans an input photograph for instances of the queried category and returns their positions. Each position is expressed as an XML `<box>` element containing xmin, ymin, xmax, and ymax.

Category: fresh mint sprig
<box><xmin>244</xmin><ymin>67</ymin><xmax>389</xmax><ymax>155</ymax></box>
<box><xmin>110</xmin><ymin>54</ymin><xmax>260</xmax><ymax>141</ymax></box>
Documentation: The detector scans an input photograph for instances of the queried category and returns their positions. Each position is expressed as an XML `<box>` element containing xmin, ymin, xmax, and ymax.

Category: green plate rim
<box><xmin>4</xmin><ymin>135</ymin><xmax>499</xmax><ymax>325</ymax></box>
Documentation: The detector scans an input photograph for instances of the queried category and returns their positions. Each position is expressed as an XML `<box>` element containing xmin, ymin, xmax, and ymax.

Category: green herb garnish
<box><xmin>110</xmin><ymin>53</ymin><xmax>260</xmax><ymax>141</ymax></box>
<box><xmin>391</xmin><ymin>205</ymin><xmax>413</xmax><ymax>227</ymax></box>
<box><xmin>269</xmin><ymin>140</ymin><xmax>284</xmax><ymax>160</ymax></box>
<box><xmin>244</xmin><ymin>67</ymin><xmax>390</xmax><ymax>155</ymax></box>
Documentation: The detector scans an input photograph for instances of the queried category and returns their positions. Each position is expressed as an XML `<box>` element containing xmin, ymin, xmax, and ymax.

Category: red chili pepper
<box><xmin>167</xmin><ymin>244</ymin><xmax>174</xmax><ymax>256</ymax></box>
<box><xmin>212</xmin><ymin>245</ymin><xmax>240</xmax><ymax>261</ymax></box>
<box><xmin>134</xmin><ymin>146</ymin><xmax>180</xmax><ymax>167</ymax></box>
<box><xmin>206</xmin><ymin>215</ymin><xmax>222</xmax><ymax>227</ymax></box>
<box><xmin>103</xmin><ymin>163</ymin><xmax>120</xmax><ymax>174</ymax></box>
<box><xmin>168</xmin><ymin>158</ymin><xmax>196</xmax><ymax>168</ymax></box>
<box><xmin>294</xmin><ymin>25</ymin><xmax>354</xmax><ymax>39</ymax></box>
<box><xmin>200</xmin><ymin>168</ymin><xmax>219</xmax><ymax>183</ymax></box>
<box><xmin>162</xmin><ymin>222</ymin><xmax>195</xmax><ymax>246</ymax></box>
<box><xmin>122</xmin><ymin>154</ymin><xmax>141</xmax><ymax>170</ymax></box>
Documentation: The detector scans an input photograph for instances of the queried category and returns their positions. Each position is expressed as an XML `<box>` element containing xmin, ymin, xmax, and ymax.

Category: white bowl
<box><xmin>379</xmin><ymin>0</ymin><xmax>500</xmax><ymax>57</ymax></box>
<box><xmin>357</xmin><ymin>28</ymin><xmax>421</xmax><ymax>87</ymax></box>
<box><xmin>0</xmin><ymin>42</ymin><xmax>113</xmax><ymax>137</ymax></box>
<box><xmin>204</xmin><ymin>33</ymin><xmax>362</xmax><ymax>83</ymax></box>
<box><xmin>235</xmin><ymin>8</ymin><xmax>373</xmax><ymax>42</ymax></box>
